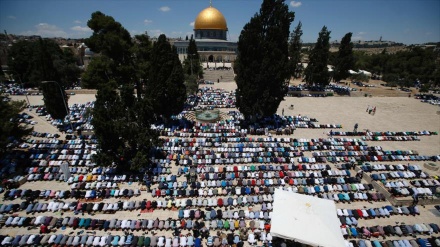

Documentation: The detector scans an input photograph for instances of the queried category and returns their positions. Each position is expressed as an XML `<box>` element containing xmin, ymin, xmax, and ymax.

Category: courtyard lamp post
<box><xmin>41</xmin><ymin>81</ymin><xmax>74</xmax><ymax>132</ymax></box>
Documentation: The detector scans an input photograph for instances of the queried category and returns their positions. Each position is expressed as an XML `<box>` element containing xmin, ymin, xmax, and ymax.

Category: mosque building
<box><xmin>173</xmin><ymin>2</ymin><xmax>237</xmax><ymax>67</ymax></box>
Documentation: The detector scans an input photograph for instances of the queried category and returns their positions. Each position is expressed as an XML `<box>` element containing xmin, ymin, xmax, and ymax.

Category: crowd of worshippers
<box><xmin>239</xmin><ymin>114</ymin><xmax>331</xmax><ymax>136</ymax></box>
<box><xmin>191</xmin><ymin>87</ymin><xmax>236</xmax><ymax>110</ymax></box>
<box><xmin>0</xmin><ymin>231</ymin><xmax>273</xmax><ymax>247</ymax></box>
<box><xmin>153</xmin><ymin>86</ymin><xmax>340</xmax><ymax>137</ymax></box>
<box><xmin>6</xmin><ymin>90</ymin><xmax>440</xmax><ymax>247</ymax></box>
<box><xmin>34</xmin><ymin>101</ymin><xmax>95</xmax><ymax>133</ymax></box>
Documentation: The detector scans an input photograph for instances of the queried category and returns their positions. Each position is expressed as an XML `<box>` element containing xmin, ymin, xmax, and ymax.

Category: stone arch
<box><xmin>208</xmin><ymin>55</ymin><xmax>214</xmax><ymax>62</ymax></box>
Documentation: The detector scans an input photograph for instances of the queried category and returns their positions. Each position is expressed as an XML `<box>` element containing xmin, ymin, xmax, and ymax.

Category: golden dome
<box><xmin>194</xmin><ymin>6</ymin><xmax>228</xmax><ymax>30</ymax></box>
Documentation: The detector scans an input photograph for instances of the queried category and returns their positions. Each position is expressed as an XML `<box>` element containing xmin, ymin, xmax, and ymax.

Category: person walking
<box><xmin>353</xmin><ymin>123</ymin><xmax>358</xmax><ymax>132</ymax></box>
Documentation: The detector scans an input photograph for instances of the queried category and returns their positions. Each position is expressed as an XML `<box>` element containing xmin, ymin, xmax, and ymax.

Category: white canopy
<box><xmin>271</xmin><ymin>189</ymin><xmax>346</xmax><ymax>247</ymax></box>
<box><xmin>359</xmin><ymin>70</ymin><xmax>372</xmax><ymax>76</ymax></box>
<box><xmin>349</xmin><ymin>69</ymin><xmax>372</xmax><ymax>77</ymax></box>
<box><xmin>349</xmin><ymin>69</ymin><xmax>358</xmax><ymax>74</ymax></box>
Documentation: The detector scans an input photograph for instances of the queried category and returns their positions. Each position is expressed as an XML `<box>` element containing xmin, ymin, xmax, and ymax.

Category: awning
<box><xmin>271</xmin><ymin>189</ymin><xmax>346</xmax><ymax>247</ymax></box>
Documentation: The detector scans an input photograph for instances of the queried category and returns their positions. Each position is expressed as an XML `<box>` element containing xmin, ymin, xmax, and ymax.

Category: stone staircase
<box><xmin>202</xmin><ymin>69</ymin><xmax>235</xmax><ymax>82</ymax></box>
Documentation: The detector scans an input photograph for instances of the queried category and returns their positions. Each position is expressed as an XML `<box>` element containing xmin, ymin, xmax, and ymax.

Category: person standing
<box><xmin>412</xmin><ymin>193</ymin><xmax>419</xmax><ymax>206</ymax></box>
<box><xmin>354</xmin><ymin>123</ymin><xmax>358</xmax><ymax>132</ymax></box>
<box><xmin>281</xmin><ymin>108</ymin><xmax>284</xmax><ymax>116</ymax></box>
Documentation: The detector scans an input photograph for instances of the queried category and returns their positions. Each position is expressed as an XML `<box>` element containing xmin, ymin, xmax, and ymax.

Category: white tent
<box><xmin>271</xmin><ymin>189</ymin><xmax>346</xmax><ymax>247</ymax></box>
<box><xmin>359</xmin><ymin>70</ymin><xmax>372</xmax><ymax>77</ymax></box>
<box><xmin>349</xmin><ymin>69</ymin><xmax>372</xmax><ymax>77</ymax></box>
<box><xmin>349</xmin><ymin>69</ymin><xmax>358</xmax><ymax>75</ymax></box>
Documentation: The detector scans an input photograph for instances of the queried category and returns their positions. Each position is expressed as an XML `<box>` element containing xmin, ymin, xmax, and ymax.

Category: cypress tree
<box><xmin>147</xmin><ymin>34</ymin><xmax>186</xmax><ymax>119</ymax></box>
<box><xmin>84</xmin><ymin>12</ymin><xmax>159</xmax><ymax>170</ymax></box>
<box><xmin>304</xmin><ymin>26</ymin><xmax>331</xmax><ymax>86</ymax></box>
<box><xmin>183</xmin><ymin>38</ymin><xmax>203</xmax><ymax>77</ymax></box>
<box><xmin>333</xmin><ymin>32</ymin><xmax>354</xmax><ymax>82</ymax></box>
<box><xmin>288</xmin><ymin>21</ymin><xmax>303</xmax><ymax>79</ymax></box>
<box><xmin>235</xmin><ymin>0</ymin><xmax>294</xmax><ymax>119</ymax></box>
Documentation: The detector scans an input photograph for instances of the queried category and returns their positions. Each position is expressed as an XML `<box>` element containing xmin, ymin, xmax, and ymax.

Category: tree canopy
<box><xmin>182</xmin><ymin>38</ymin><xmax>203</xmax><ymax>78</ymax></box>
<box><xmin>182</xmin><ymin>38</ymin><xmax>202</xmax><ymax>95</ymax></box>
<box><xmin>8</xmin><ymin>38</ymin><xmax>80</xmax><ymax>88</ymax></box>
<box><xmin>147</xmin><ymin>34</ymin><xmax>186</xmax><ymax>119</ymax></box>
<box><xmin>353</xmin><ymin>46</ymin><xmax>440</xmax><ymax>87</ymax></box>
<box><xmin>41</xmin><ymin>81</ymin><xmax>69</xmax><ymax>120</ymax></box>
<box><xmin>131</xmin><ymin>33</ymin><xmax>153</xmax><ymax>97</ymax></box>
<box><xmin>86</xmin><ymin>11</ymin><xmax>133</xmax><ymax>65</ymax></box>
<box><xmin>8</xmin><ymin>38</ymin><xmax>79</xmax><ymax>121</ymax></box>
<box><xmin>304</xmin><ymin>26</ymin><xmax>331</xmax><ymax>86</ymax></box>
<box><xmin>235</xmin><ymin>0</ymin><xmax>294</xmax><ymax>119</ymax></box>
<box><xmin>0</xmin><ymin>94</ymin><xmax>33</xmax><ymax>156</ymax></box>
<box><xmin>83</xmin><ymin>13</ymin><xmax>186</xmax><ymax>170</ymax></box>
<box><xmin>81</xmin><ymin>56</ymin><xmax>114</xmax><ymax>89</ymax></box>
<box><xmin>333</xmin><ymin>32</ymin><xmax>354</xmax><ymax>82</ymax></box>
<box><xmin>82</xmin><ymin>11</ymin><xmax>135</xmax><ymax>88</ymax></box>
<box><xmin>288</xmin><ymin>21</ymin><xmax>303</xmax><ymax>79</ymax></box>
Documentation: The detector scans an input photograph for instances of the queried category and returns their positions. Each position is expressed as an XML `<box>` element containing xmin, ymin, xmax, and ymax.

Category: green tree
<box><xmin>92</xmin><ymin>81</ymin><xmax>125</xmax><ymax>167</ymax></box>
<box><xmin>304</xmin><ymin>26</ymin><xmax>331</xmax><ymax>86</ymax></box>
<box><xmin>81</xmin><ymin>56</ymin><xmax>114</xmax><ymax>89</ymax></box>
<box><xmin>92</xmin><ymin>81</ymin><xmax>159</xmax><ymax>170</ymax></box>
<box><xmin>288</xmin><ymin>21</ymin><xmax>303</xmax><ymax>78</ymax></box>
<box><xmin>85</xmin><ymin>11</ymin><xmax>134</xmax><ymax>86</ymax></box>
<box><xmin>333</xmin><ymin>32</ymin><xmax>354</xmax><ymax>82</ymax></box>
<box><xmin>8</xmin><ymin>38</ymin><xmax>80</xmax><ymax>88</ymax></box>
<box><xmin>41</xmin><ymin>81</ymin><xmax>69</xmax><ymax>120</ymax></box>
<box><xmin>355</xmin><ymin>45</ymin><xmax>439</xmax><ymax>87</ymax></box>
<box><xmin>353</xmin><ymin>51</ymin><xmax>371</xmax><ymax>70</ymax></box>
<box><xmin>183</xmin><ymin>38</ymin><xmax>203</xmax><ymax>78</ymax></box>
<box><xmin>235</xmin><ymin>0</ymin><xmax>294</xmax><ymax>119</ymax></box>
<box><xmin>84</xmin><ymin>12</ymin><xmax>160</xmax><ymax>170</ymax></box>
<box><xmin>184</xmin><ymin>74</ymin><xmax>199</xmax><ymax>95</ymax></box>
<box><xmin>182</xmin><ymin>38</ymin><xmax>202</xmax><ymax>95</ymax></box>
<box><xmin>0</xmin><ymin>94</ymin><xmax>33</xmax><ymax>156</ymax></box>
<box><xmin>7</xmin><ymin>40</ymin><xmax>35</xmax><ymax>86</ymax></box>
<box><xmin>131</xmin><ymin>33</ymin><xmax>153</xmax><ymax>97</ymax></box>
<box><xmin>147</xmin><ymin>34</ymin><xmax>186</xmax><ymax>119</ymax></box>
<box><xmin>55</xmin><ymin>48</ymin><xmax>81</xmax><ymax>87</ymax></box>
<box><xmin>86</xmin><ymin>11</ymin><xmax>133</xmax><ymax>66</ymax></box>
<box><xmin>351</xmin><ymin>73</ymin><xmax>370</xmax><ymax>83</ymax></box>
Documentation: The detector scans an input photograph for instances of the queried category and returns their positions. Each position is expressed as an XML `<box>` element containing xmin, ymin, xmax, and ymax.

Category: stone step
<box><xmin>203</xmin><ymin>69</ymin><xmax>235</xmax><ymax>82</ymax></box>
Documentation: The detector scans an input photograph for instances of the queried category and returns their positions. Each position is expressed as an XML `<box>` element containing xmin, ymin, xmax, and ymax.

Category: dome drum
<box><xmin>195</xmin><ymin>29</ymin><xmax>227</xmax><ymax>40</ymax></box>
